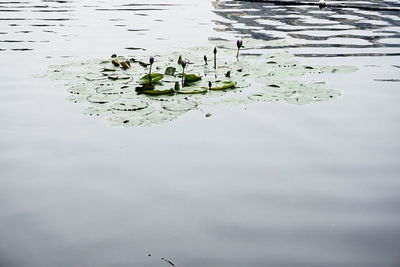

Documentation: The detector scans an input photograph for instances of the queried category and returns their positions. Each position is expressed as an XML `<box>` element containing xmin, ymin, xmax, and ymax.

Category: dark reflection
<box><xmin>212</xmin><ymin>0</ymin><xmax>400</xmax><ymax>57</ymax></box>
<box><xmin>0</xmin><ymin>0</ymin><xmax>75</xmax><ymax>52</ymax></box>
<box><xmin>0</xmin><ymin>1</ymin><xmax>185</xmax><ymax>52</ymax></box>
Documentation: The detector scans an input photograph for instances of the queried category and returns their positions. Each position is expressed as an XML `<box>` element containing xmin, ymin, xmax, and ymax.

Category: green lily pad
<box><xmin>164</xmin><ymin>67</ymin><xmax>176</xmax><ymax>76</ymax></box>
<box><xmin>141</xmin><ymin>89</ymin><xmax>175</xmax><ymax>96</ymax></box>
<box><xmin>184</xmin><ymin>74</ymin><xmax>202</xmax><ymax>83</ymax></box>
<box><xmin>47</xmin><ymin>38</ymin><xmax>357</xmax><ymax>127</ymax></box>
<box><xmin>209</xmin><ymin>81</ymin><xmax>236</xmax><ymax>90</ymax></box>
<box><xmin>139</xmin><ymin>73</ymin><xmax>164</xmax><ymax>85</ymax></box>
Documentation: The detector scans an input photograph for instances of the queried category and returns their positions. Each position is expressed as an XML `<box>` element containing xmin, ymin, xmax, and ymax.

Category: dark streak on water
<box><xmin>212</xmin><ymin>0</ymin><xmax>400</xmax><ymax>57</ymax></box>
<box><xmin>2</xmin><ymin>0</ymin><xmax>399</xmax><ymax>55</ymax></box>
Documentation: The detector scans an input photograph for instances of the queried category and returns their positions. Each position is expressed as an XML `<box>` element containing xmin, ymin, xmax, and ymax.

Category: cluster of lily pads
<box><xmin>49</xmin><ymin>38</ymin><xmax>357</xmax><ymax>127</ymax></box>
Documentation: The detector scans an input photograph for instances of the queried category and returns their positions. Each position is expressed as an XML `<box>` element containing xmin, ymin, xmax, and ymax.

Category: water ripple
<box><xmin>212</xmin><ymin>0</ymin><xmax>400</xmax><ymax>57</ymax></box>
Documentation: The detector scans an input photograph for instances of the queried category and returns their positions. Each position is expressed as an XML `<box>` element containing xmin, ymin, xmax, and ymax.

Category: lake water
<box><xmin>0</xmin><ymin>1</ymin><xmax>400</xmax><ymax>267</ymax></box>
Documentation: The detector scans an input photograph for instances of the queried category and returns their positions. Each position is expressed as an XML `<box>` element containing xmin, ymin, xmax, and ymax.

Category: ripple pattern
<box><xmin>212</xmin><ymin>0</ymin><xmax>400</xmax><ymax>57</ymax></box>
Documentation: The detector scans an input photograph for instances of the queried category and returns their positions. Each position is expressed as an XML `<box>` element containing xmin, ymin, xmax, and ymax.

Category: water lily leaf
<box><xmin>110</xmin><ymin>99</ymin><xmax>148</xmax><ymax>111</ymax></box>
<box><xmin>209</xmin><ymin>81</ymin><xmax>236</xmax><ymax>90</ymax></box>
<box><xmin>141</xmin><ymin>89</ymin><xmax>175</xmax><ymax>96</ymax></box>
<box><xmin>139</xmin><ymin>73</ymin><xmax>164</xmax><ymax>84</ymax></box>
<box><xmin>184</xmin><ymin>74</ymin><xmax>202</xmax><ymax>83</ymax></box>
<box><xmin>84</xmin><ymin>105</ymin><xmax>111</xmax><ymax>116</ymax></box>
<box><xmin>47</xmin><ymin>39</ymin><xmax>357</xmax><ymax>128</ymax></box>
<box><xmin>102</xmin><ymin>68</ymin><xmax>117</xmax><ymax>72</ymax></box>
<box><xmin>162</xmin><ymin>99</ymin><xmax>198</xmax><ymax>112</ymax></box>
<box><xmin>177</xmin><ymin>88</ymin><xmax>207</xmax><ymax>95</ymax></box>
<box><xmin>111</xmin><ymin>59</ymin><xmax>120</xmax><ymax>67</ymax></box>
<box><xmin>164</xmin><ymin>67</ymin><xmax>176</xmax><ymax>76</ymax></box>
<box><xmin>87</xmin><ymin>94</ymin><xmax>120</xmax><ymax>104</ymax></box>
<box><xmin>108</xmin><ymin>74</ymin><xmax>131</xmax><ymax>80</ymax></box>
<box><xmin>139</xmin><ymin>61</ymin><xmax>149</xmax><ymax>67</ymax></box>
<box><xmin>120</xmin><ymin>61</ymin><xmax>131</xmax><ymax>69</ymax></box>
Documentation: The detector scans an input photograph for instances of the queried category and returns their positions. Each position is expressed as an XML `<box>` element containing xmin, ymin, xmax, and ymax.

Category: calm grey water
<box><xmin>0</xmin><ymin>1</ymin><xmax>400</xmax><ymax>267</ymax></box>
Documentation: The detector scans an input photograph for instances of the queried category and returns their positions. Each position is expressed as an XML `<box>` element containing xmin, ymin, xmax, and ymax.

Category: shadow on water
<box><xmin>211</xmin><ymin>0</ymin><xmax>400</xmax><ymax>57</ymax></box>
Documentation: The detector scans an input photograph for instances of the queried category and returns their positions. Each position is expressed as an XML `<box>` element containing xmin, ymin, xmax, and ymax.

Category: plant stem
<box><xmin>149</xmin><ymin>64</ymin><xmax>152</xmax><ymax>84</ymax></box>
<box><xmin>182</xmin><ymin>68</ymin><xmax>185</xmax><ymax>87</ymax></box>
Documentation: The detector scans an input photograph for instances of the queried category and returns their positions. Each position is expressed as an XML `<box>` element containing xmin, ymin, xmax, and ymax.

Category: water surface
<box><xmin>0</xmin><ymin>1</ymin><xmax>400</xmax><ymax>267</ymax></box>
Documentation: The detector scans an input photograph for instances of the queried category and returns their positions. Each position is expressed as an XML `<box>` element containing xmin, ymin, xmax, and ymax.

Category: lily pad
<box><xmin>162</xmin><ymin>99</ymin><xmax>198</xmax><ymax>112</ymax></box>
<box><xmin>47</xmin><ymin>38</ymin><xmax>357</xmax><ymax>127</ymax></box>
<box><xmin>87</xmin><ymin>94</ymin><xmax>121</xmax><ymax>104</ymax></box>
<box><xmin>177</xmin><ymin>88</ymin><xmax>208</xmax><ymax>95</ymax></box>
<box><xmin>111</xmin><ymin>99</ymin><xmax>148</xmax><ymax>111</ymax></box>
<box><xmin>108</xmin><ymin>74</ymin><xmax>131</xmax><ymax>80</ymax></box>
<box><xmin>184</xmin><ymin>74</ymin><xmax>202</xmax><ymax>83</ymax></box>
<box><xmin>164</xmin><ymin>67</ymin><xmax>176</xmax><ymax>76</ymax></box>
<box><xmin>209</xmin><ymin>81</ymin><xmax>237</xmax><ymax>90</ymax></box>
<box><xmin>141</xmin><ymin>89</ymin><xmax>175</xmax><ymax>96</ymax></box>
<box><xmin>139</xmin><ymin>73</ymin><xmax>164</xmax><ymax>85</ymax></box>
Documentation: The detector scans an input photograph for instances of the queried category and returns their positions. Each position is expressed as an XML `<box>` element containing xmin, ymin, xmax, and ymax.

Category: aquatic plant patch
<box><xmin>48</xmin><ymin>38</ymin><xmax>357</xmax><ymax>127</ymax></box>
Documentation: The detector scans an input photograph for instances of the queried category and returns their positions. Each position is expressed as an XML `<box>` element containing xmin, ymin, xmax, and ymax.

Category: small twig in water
<box><xmin>161</xmin><ymin>257</ymin><xmax>176</xmax><ymax>267</ymax></box>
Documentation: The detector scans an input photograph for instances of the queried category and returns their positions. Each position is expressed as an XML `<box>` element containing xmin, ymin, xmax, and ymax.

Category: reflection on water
<box><xmin>1</xmin><ymin>0</ymin><xmax>399</xmax><ymax>56</ymax></box>
<box><xmin>212</xmin><ymin>0</ymin><xmax>400</xmax><ymax>57</ymax></box>
<box><xmin>0</xmin><ymin>0</ymin><xmax>74</xmax><ymax>51</ymax></box>
<box><xmin>0</xmin><ymin>1</ymin><xmax>206</xmax><ymax>53</ymax></box>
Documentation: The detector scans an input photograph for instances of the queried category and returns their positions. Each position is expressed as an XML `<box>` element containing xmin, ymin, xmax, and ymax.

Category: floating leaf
<box><xmin>139</xmin><ymin>61</ymin><xmax>149</xmax><ymax>67</ymax></box>
<box><xmin>110</xmin><ymin>99</ymin><xmax>148</xmax><ymax>111</ymax></box>
<box><xmin>102</xmin><ymin>68</ymin><xmax>117</xmax><ymax>72</ymax></box>
<box><xmin>164</xmin><ymin>67</ymin><xmax>176</xmax><ymax>76</ymax></box>
<box><xmin>47</xmin><ymin>38</ymin><xmax>357</xmax><ymax>127</ymax></box>
<box><xmin>111</xmin><ymin>59</ymin><xmax>120</xmax><ymax>67</ymax></box>
<box><xmin>209</xmin><ymin>81</ymin><xmax>236</xmax><ymax>90</ymax></box>
<box><xmin>108</xmin><ymin>74</ymin><xmax>131</xmax><ymax>80</ymax></box>
<box><xmin>184</xmin><ymin>74</ymin><xmax>202</xmax><ymax>83</ymax></box>
<box><xmin>87</xmin><ymin>94</ymin><xmax>120</xmax><ymax>104</ymax></box>
<box><xmin>141</xmin><ymin>89</ymin><xmax>175</xmax><ymax>96</ymax></box>
<box><xmin>162</xmin><ymin>99</ymin><xmax>198</xmax><ymax>112</ymax></box>
<box><xmin>139</xmin><ymin>73</ymin><xmax>164</xmax><ymax>85</ymax></box>
<box><xmin>120</xmin><ymin>61</ymin><xmax>131</xmax><ymax>69</ymax></box>
<box><xmin>177</xmin><ymin>88</ymin><xmax>207</xmax><ymax>95</ymax></box>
